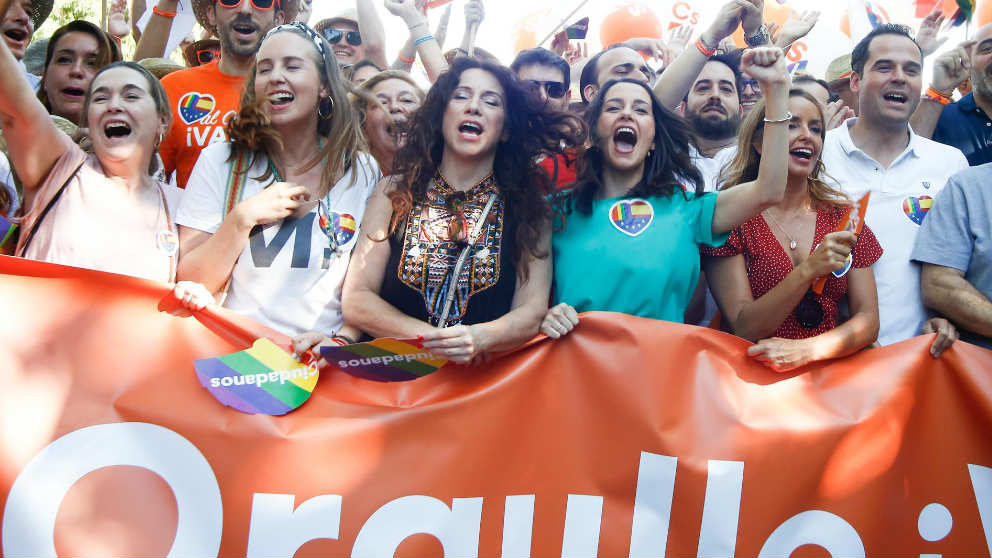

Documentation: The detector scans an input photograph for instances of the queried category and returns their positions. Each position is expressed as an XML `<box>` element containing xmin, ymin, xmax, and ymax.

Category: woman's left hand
<box><xmin>747</xmin><ymin>337</ymin><xmax>814</xmax><ymax>372</ymax></box>
<box><xmin>421</xmin><ymin>325</ymin><xmax>485</xmax><ymax>364</ymax></box>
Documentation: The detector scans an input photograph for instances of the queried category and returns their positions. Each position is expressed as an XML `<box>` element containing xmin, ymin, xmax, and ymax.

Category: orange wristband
<box><xmin>398</xmin><ymin>53</ymin><xmax>415</xmax><ymax>64</ymax></box>
<box><xmin>153</xmin><ymin>6</ymin><xmax>177</xmax><ymax>18</ymax></box>
<box><xmin>695</xmin><ymin>37</ymin><xmax>716</xmax><ymax>58</ymax></box>
<box><xmin>925</xmin><ymin>87</ymin><xmax>952</xmax><ymax>105</ymax></box>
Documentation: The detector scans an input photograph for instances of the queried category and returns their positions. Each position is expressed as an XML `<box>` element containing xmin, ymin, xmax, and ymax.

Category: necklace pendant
<box><xmin>789</xmin><ymin>240</ymin><xmax>798</xmax><ymax>250</ymax></box>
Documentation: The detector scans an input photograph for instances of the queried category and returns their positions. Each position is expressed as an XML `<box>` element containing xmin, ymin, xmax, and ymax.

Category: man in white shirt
<box><xmin>821</xmin><ymin>24</ymin><xmax>966</xmax><ymax>354</ymax></box>
<box><xmin>1</xmin><ymin>0</ymin><xmax>50</xmax><ymax>91</ymax></box>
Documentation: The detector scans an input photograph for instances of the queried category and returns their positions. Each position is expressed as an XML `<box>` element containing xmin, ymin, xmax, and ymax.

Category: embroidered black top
<box><xmin>378</xmin><ymin>173</ymin><xmax>518</xmax><ymax>327</ymax></box>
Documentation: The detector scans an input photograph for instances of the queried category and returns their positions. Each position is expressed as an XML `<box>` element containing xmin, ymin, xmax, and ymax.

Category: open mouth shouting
<box><xmin>103</xmin><ymin>119</ymin><xmax>133</xmax><ymax>141</ymax></box>
<box><xmin>612</xmin><ymin>126</ymin><xmax>638</xmax><ymax>154</ymax></box>
<box><xmin>2</xmin><ymin>26</ymin><xmax>29</xmax><ymax>50</ymax></box>
<box><xmin>789</xmin><ymin>146</ymin><xmax>814</xmax><ymax>163</ymax></box>
<box><xmin>457</xmin><ymin>120</ymin><xmax>484</xmax><ymax>141</ymax></box>
<box><xmin>882</xmin><ymin>91</ymin><xmax>908</xmax><ymax>106</ymax></box>
<box><xmin>231</xmin><ymin>21</ymin><xmax>259</xmax><ymax>41</ymax></box>
<box><xmin>268</xmin><ymin>90</ymin><xmax>295</xmax><ymax>110</ymax></box>
<box><xmin>60</xmin><ymin>87</ymin><xmax>86</xmax><ymax>102</ymax></box>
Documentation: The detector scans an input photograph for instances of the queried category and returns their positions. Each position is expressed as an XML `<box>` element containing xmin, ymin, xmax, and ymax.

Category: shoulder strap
<box><xmin>223</xmin><ymin>150</ymin><xmax>252</xmax><ymax>216</ymax></box>
<box><xmin>16</xmin><ymin>157</ymin><xmax>86</xmax><ymax>257</ymax></box>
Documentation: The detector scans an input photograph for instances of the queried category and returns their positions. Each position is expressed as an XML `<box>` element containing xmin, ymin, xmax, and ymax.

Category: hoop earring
<box><xmin>318</xmin><ymin>96</ymin><xmax>333</xmax><ymax>119</ymax></box>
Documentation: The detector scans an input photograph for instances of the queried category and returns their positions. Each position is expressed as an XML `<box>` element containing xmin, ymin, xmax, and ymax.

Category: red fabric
<box><xmin>702</xmin><ymin>206</ymin><xmax>883</xmax><ymax>339</ymax></box>
<box><xmin>537</xmin><ymin>149</ymin><xmax>578</xmax><ymax>192</ymax></box>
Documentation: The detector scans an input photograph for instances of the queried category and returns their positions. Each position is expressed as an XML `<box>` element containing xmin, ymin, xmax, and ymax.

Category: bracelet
<box><xmin>398</xmin><ymin>52</ymin><xmax>415</xmax><ymax>64</ymax></box>
<box><xmin>329</xmin><ymin>337</ymin><xmax>348</xmax><ymax>346</ymax></box>
<box><xmin>331</xmin><ymin>332</ymin><xmax>357</xmax><ymax>345</ymax></box>
<box><xmin>695</xmin><ymin>37</ymin><xmax>716</xmax><ymax>58</ymax></box>
<box><xmin>924</xmin><ymin>87</ymin><xmax>953</xmax><ymax>105</ymax></box>
<box><xmin>413</xmin><ymin>34</ymin><xmax>434</xmax><ymax>46</ymax></box>
<box><xmin>763</xmin><ymin>112</ymin><xmax>793</xmax><ymax>124</ymax></box>
<box><xmin>152</xmin><ymin>6</ymin><xmax>177</xmax><ymax>18</ymax></box>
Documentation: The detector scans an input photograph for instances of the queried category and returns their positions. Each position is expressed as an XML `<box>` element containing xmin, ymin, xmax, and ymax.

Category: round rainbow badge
<box><xmin>194</xmin><ymin>338</ymin><xmax>318</xmax><ymax>415</ymax></box>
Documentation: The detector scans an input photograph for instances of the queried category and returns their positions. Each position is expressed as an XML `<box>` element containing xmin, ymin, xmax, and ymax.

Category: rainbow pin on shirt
<box><xmin>321</xmin><ymin>337</ymin><xmax>448</xmax><ymax>382</ymax></box>
<box><xmin>195</xmin><ymin>338</ymin><xmax>318</xmax><ymax>415</ymax></box>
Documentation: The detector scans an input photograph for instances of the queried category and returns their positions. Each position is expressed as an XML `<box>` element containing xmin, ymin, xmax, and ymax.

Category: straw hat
<box><xmin>28</xmin><ymin>0</ymin><xmax>53</xmax><ymax>31</ymax></box>
<box><xmin>139</xmin><ymin>57</ymin><xmax>185</xmax><ymax>79</ymax></box>
<box><xmin>182</xmin><ymin>38</ymin><xmax>221</xmax><ymax>67</ymax></box>
<box><xmin>826</xmin><ymin>53</ymin><xmax>853</xmax><ymax>83</ymax></box>
<box><xmin>314</xmin><ymin>8</ymin><xmax>358</xmax><ymax>33</ymax></box>
<box><xmin>192</xmin><ymin>0</ymin><xmax>299</xmax><ymax>37</ymax></box>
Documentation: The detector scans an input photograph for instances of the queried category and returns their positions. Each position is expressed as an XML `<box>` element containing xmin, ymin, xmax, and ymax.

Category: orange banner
<box><xmin>2</xmin><ymin>256</ymin><xmax>992</xmax><ymax>556</ymax></box>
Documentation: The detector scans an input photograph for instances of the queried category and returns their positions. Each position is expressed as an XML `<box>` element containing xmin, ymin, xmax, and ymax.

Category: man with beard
<box><xmin>822</xmin><ymin>24</ymin><xmax>967</xmax><ymax>354</ymax></box>
<box><xmin>910</xmin><ymin>24</ymin><xmax>992</xmax><ymax>166</ymax></box>
<box><xmin>684</xmin><ymin>52</ymin><xmax>744</xmax><ymax>192</ymax></box>
<box><xmin>155</xmin><ymin>0</ymin><xmax>296</xmax><ymax>188</ymax></box>
<box><xmin>1</xmin><ymin>0</ymin><xmax>51</xmax><ymax>91</ymax></box>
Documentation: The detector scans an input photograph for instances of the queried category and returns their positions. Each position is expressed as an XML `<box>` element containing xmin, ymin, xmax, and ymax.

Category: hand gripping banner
<box><xmin>1</xmin><ymin>256</ymin><xmax>992</xmax><ymax>556</ymax></box>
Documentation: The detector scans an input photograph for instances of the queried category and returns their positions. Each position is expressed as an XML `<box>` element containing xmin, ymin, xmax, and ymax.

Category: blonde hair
<box><xmin>719</xmin><ymin>89</ymin><xmax>850</xmax><ymax>209</ymax></box>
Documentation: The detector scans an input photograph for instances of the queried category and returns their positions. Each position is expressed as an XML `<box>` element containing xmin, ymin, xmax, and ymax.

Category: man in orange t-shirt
<box><xmin>153</xmin><ymin>0</ymin><xmax>297</xmax><ymax>187</ymax></box>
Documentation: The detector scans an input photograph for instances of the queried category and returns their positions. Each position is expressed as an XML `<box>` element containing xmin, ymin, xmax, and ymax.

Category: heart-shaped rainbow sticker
<box><xmin>902</xmin><ymin>196</ymin><xmax>933</xmax><ymax>226</ymax></box>
<box><xmin>608</xmin><ymin>198</ymin><xmax>654</xmax><ymax>237</ymax></box>
<box><xmin>178</xmin><ymin>92</ymin><xmax>216</xmax><ymax>125</ymax></box>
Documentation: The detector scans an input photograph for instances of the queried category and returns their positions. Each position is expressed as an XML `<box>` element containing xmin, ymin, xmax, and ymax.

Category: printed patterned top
<box><xmin>380</xmin><ymin>173</ymin><xmax>517</xmax><ymax>327</ymax></box>
<box><xmin>701</xmin><ymin>206</ymin><xmax>883</xmax><ymax>340</ymax></box>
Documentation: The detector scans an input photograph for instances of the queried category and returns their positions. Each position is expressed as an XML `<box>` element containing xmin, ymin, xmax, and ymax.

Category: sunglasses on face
<box><xmin>525</xmin><ymin>79</ymin><xmax>567</xmax><ymax>99</ymax></box>
<box><xmin>217</xmin><ymin>0</ymin><xmax>281</xmax><ymax>10</ymax></box>
<box><xmin>196</xmin><ymin>49</ymin><xmax>217</xmax><ymax>65</ymax></box>
<box><xmin>796</xmin><ymin>289</ymin><xmax>824</xmax><ymax>329</ymax></box>
<box><xmin>741</xmin><ymin>79</ymin><xmax>761</xmax><ymax>93</ymax></box>
<box><xmin>322</xmin><ymin>28</ymin><xmax>362</xmax><ymax>47</ymax></box>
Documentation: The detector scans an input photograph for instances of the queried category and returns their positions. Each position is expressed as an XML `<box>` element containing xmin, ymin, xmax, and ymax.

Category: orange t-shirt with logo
<box><xmin>160</xmin><ymin>61</ymin><xmax>245</xmax><ymax>188</ymax></box>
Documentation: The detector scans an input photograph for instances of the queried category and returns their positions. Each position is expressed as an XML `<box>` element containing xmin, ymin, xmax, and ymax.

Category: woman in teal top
<box><xmin>542</xmin><ymin>46</ymin><xmax>792</xmax><ymax>337</ymax></box>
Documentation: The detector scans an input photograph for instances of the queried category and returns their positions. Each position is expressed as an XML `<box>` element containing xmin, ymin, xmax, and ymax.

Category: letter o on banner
<box><xmin>2</xmin><ymin>422</ymin><xmax>223</xmax><ymax>557</ymax></box>
<box><xmin>758</xmin><ymin>510</ymin><xmax>865</xmax><ymax>557</ymax></box>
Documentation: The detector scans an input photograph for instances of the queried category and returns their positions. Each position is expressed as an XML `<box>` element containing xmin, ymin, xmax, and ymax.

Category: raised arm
<box><xmin>356</xmin><ymin>0</ymin><xmax>388</xmax><ymax>69</ymax></box>
<box><xmin>458</xmin><ymin>0</ymin><xmax>483</xmax><ymax>54</ymax></box>
<box><xmin>711</xmin><ymin>46</ymin><xmax>790</xmax><ymax>233</ymax></box>
<box><xmin>132</xmin><ymin>0</ymin><xmax>178</xmax><ymax>60</ymax></box>
<box><xmin>772</xmin><ymin>10</ymin><xmax>819</xmax><ymax>51</ymax></box>
<box><xmin>383</xmin><ymin>0</ymin><xmax>447</xmax><ymax>82</ymax></box>
<box><xmin>652</xmin><ymin>0</ymin><xmax>746</xmax><ymax>109</ymax></box>
<box><xmin>910</xmin><ymin>41</ymin><xmax>972</xmax><ymax>139</ymax></box>
<box><xmin>0</xmin><ymin>0</ymin><xmax>70</xmax><ymax>191</ymax></box>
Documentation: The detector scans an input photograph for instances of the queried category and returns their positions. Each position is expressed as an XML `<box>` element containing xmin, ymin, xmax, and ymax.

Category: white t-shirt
<box><xmin>821</xmin><ymin>119</ymin><xmax>969</xmax><ymax>346</ymax></box>
<box><xmin>176</xmin><ymin>143</ymin><xmax>381</xmax><ymax>336</ymax></box>
<box><xmin>690</xmin><ymin>144</ymin><xmax>738</xmax><ymax>193</ymax></box>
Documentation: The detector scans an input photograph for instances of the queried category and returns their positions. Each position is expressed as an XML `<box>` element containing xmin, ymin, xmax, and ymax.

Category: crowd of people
<box><xmin>1</xmin><ymin>0</ymin><xmax>990</xmax><ymax>372</ymax></box>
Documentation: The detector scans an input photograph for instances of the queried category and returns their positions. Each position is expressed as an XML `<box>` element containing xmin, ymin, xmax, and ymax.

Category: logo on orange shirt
<box><xmin>178</xmin><ymin>92</ymin><xmax>217</xmax><ymax>125</ymax></box>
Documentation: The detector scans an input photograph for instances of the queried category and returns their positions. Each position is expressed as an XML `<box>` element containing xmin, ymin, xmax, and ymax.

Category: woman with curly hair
<box><xmin>339</xmin><ymin>56</ymin><xmax>585</xmax><ymax>363</ymax></box>
<box><xmin>541</xmin><ymin>47</ymin><xmax>793</xmax><ymax>337</ymax></box>
<box><xmin>176</xmin><ymin>22</ymin><xmax>379</xmax><ymax>338</ymax></box>
<box><xmin>700</xmin><ymin>89</ymin><xmax>882</xmax><ymax>372</ymax></box>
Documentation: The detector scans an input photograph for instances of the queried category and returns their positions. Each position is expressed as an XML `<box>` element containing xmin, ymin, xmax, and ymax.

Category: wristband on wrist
<box><xmin>695</xmin><ymin>37</ymin><xmax>716</xmax><ymax>58</ymax></box>
<box><xmin>398</xmin><ymin>52</ymin><xmax>415</xmax><ymax>64</ymax></box>
<box><xmin>153</xmin><ymin>6</ymin><xmax>177</xmax><ymax>18</ymax></box>
<box><xmin>924</xmin><ymin>87</ymin><xmax>953</xmax><ymax>105</ymax></box>
<box><xmin>413</xmin><ymin>34</ymin><xmax>434</xmax><ymax>46</ymax></box>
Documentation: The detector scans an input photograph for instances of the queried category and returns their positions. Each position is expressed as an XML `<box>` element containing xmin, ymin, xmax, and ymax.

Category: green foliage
<box><xmin>36</xmin><ymin>0</ymin><xmax>96</xmax><ymax>39</ymax></box>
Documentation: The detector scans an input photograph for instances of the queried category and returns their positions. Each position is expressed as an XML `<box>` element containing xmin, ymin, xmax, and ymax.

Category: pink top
<box><xmin>701</xmin><ymin>206</ymin><xmax>883</xmax><ymax>339</ymax></box>
<box><xmin>18</xmin><ymin>143</ymin><xmax>177</xmax><ymax>282</ymax></box>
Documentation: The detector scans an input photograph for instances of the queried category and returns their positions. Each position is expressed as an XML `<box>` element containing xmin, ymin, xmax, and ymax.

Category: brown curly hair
<box><xmin>226</xmin><ymin>24</ymin><xmax>367</xmax><ymax>194</ymax></box>
<box><xmin>387</xmin><ymin>57</ymin><xmax>586</xmax><ymax>278</ymax></box>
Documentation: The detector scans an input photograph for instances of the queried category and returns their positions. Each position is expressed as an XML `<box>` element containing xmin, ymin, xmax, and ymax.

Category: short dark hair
<box><xmin>346</xmin><ymin>58</ymin><xmax>383</xmax><ymax>81</ymax></box>
<box><xmin>685</xmin><ymin>51</ymin><xmax>742</xmax><ymax>103</ymax></box>
<box><xmin>579</xmin><ymin>44</ymin><xmax>625</xmax><ymax>103</ymax></box>
<box><xmin>850</xmin><ymin>23</ymin><xmax>922</xmax><ymax>76</ymax></box>
<box><xmin>511</xmin><ymin>47</ymin><xmax>570</xmax><ymax>87</ymax></box>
